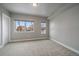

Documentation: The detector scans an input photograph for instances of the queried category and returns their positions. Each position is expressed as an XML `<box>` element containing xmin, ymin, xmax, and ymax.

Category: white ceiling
<box><xmin>1</xmin><ymin>3</ymin><xmax>64</xmax><ymax>17</ymax></box>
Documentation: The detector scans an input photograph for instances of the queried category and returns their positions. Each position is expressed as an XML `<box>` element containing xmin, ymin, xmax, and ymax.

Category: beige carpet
<box><xmin>0</xmin><ymin>40</ymin><xmax>79</xmax><ymax>56</ymax></box>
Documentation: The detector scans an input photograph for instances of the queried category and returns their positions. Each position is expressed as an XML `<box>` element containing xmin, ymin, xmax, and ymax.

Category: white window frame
<box><xmin>14</xmin><ymin>20</ymin><xmax>34</xmax><ymax>33</ymax></box>
<box><xmin>41</xmin><ymin>22</ymin><xmax>47</xmax><ymax>35</ymax></box>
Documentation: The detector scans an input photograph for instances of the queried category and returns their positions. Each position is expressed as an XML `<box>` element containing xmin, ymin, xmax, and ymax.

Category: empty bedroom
<box><xmin>0</xmin><ymin>3</ymin><xmax>79</xmax><ymax>56</ymax></box>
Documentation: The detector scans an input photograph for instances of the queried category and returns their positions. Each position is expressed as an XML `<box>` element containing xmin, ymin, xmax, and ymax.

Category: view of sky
<box><xmin>16</xmin><ymin>21</ymin><xmax>33</xmax><ymax>27</ymax></box>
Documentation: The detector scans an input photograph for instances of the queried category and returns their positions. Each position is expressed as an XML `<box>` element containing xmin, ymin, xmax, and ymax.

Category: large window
<box><xmin>15</xmin><ymin>20</ymin><xmax>34</xmax><ymax>32</ymax></box>
<box><xmin>41</xmin><ymin>21</ymin><xmax>46</xmax><ymax>34</ymax></box>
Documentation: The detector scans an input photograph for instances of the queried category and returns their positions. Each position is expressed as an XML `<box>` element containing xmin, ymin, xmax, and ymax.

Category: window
<box><xmin>41</xmin><ymin>22</ymin><xmax>46</xmax><ymax>34</ymax></box>
<box><xmin>15</xmin><ymin>20</ymin><xmax>34</xmax><ymax>32</ymax></box>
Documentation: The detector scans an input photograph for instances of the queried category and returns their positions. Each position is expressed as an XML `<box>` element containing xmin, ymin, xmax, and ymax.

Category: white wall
<box><xmin>2</xmin><ymin>13</ymin><xmax>10</xmax><ymax>45</ymax></box>
<box><xmin>0</xmin><ymin>5</ymin><xmax>10</xmax><ymax>47</ymax></box>
<box><xmin>10</xmin><ymin>13</ymin><xmax>49</xmax><ymax>41</ymax></box>
<box><xmin>49</xmin><ymin>4</ymin><xmax>79</xmax><ymax>53</ymax></box>
<box><xmin>0</xmin><ymin>11</ymin><xmax>1</xmax><ymax>45</ymax></box>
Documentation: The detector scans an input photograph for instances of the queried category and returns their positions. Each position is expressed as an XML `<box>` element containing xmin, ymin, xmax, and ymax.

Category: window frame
<box><xmin>14</xmin><ymin>20</ymin><xmax>34</xmax><ymax>33</ymax></box>
<box><xmin>40</xmin><ymin>21</ymin><xmax>47</xmax><ymax>35</ymax></box>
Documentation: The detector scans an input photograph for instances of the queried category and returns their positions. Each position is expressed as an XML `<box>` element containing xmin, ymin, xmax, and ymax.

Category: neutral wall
<box><xmin>0</xmin><ymin>5</ymin><xmax>10</xmax><ymax>17</ymax></box>
<box><xmin>0</xmin><ymin>5</ymin><xmax>10</xmax><ymax>46</ymax></box>
<box><xmin>10</xmin><ymin>13</ymin><xmax>49</xmax><ymax>41</ymax></box>
<box><xmin>2</xmin><ymin>13</ymin><xmax>10</xmax><ymax>45</ymax></box>
<box><xmin>49</xmin><ymin>4</ymin><xmax>79</xmax><ymax>53</ymax></box>
<box><xmin>0</xmin><ymin>11</ymin><xmax>1</xmax><ymax>44</ymax></box>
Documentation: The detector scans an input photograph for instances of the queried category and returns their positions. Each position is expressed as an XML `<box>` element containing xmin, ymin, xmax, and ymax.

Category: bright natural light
<box><xmin>16</xmin><ymin>21</ymin><xmax>34</xmax><ymax>32</ymax></box>
<box><xmin>41</xmin><ymin>22</ymin><xmax>46</xmax><ymax>34</ymax></box>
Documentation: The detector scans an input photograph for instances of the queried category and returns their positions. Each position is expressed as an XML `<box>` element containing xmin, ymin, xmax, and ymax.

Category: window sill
<box><xmin>14</xmin><ymin>31</ymin><xmax>34</xmax><ymax>33</ymax></box>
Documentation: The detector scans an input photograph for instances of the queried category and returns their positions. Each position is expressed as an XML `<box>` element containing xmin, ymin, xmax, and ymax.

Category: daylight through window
<box><xmin>16</xmin><ymin>21</ymin><xmax>34</xmax><ymax>32</ymax></box>
<box><xmin>41</xmin><ymin>21</ymin><xmax>46</xmax><ymax>34</ymax></box>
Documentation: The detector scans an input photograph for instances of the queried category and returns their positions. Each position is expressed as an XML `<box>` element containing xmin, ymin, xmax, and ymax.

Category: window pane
<box><xmin>41</xmin><ymin>29</ymin><xmax>46</xmax><ymax>34</ymax></box>
<box><xmin>20</xmin><ymin>21</ymin><xmax>26</xmax><ymax>31</ymax></box>
<box><xmin>19</xmin><ymin>21</ymin><xmax>25</xmax><ymax>26</ymax></box>
<box><xmin>16</xmin><ymin>21</ymin><xmax>19</xmax><ymax>27</ymax></box>
<box><xmin>16</xmin><ymin>21</ymin><xmax>26</xmax><ymax>32</ymax></box>
<box><xmin>16</xmin><ymin>21</ymin><xmax>20</xmax><ymax>31</ymax></box>
<box><xmin>26</xmin><ymin>22</ymin><xmax>33</xmax><ymax>31</ymax></box>
<box><xmin>41</xmin><ymin>22</ymin><xmax>46</xmax><ymax>34</ymax></box>
<box><xmin>15</xmin><ymin>21</ymin><xmax>34</xmax><ymax>32</ymax></box>
<box><xmin>41</xmin><ymin>23</ymin><xmax>46</xmax><ymax>27</ymax></box>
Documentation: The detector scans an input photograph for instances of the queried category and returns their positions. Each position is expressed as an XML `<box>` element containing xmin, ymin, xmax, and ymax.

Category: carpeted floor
<box><xmin>0</xmin><ymin>39</ymin><xmax>79</xmax><ymax>56</ymax></box>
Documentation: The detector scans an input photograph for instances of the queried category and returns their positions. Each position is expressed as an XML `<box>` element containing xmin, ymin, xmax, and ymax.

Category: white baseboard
<box><xmin>9</xmin><ymin>37</ymin><xmax>49</xmax><ymax>42</ymax></box>
<box><xmin>51</xmin><ymin>39</ymin><xmax>79</xmax><ymax>55</ymax></box>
